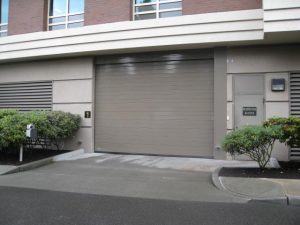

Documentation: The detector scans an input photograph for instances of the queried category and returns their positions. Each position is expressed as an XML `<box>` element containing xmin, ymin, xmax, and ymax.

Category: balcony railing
<box><xmin>48</xmin><ymin>12</ymin><xmax>84</xmax><ymax>31</ymax></box>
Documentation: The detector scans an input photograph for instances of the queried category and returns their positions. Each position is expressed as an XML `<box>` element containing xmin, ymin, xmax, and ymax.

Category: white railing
<box><xmin>48</xmin><ymin>12</ymin><xmax>84</xmax><ymax>30</ymax></box>
<box><xmin>133</xmin><ymin>0</ymin><xmax>182</xmax><ymax>20</ymax></box>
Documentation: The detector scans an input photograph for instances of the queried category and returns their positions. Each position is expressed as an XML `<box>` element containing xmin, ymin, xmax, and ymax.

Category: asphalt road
<box><xmin>0</xmin><ymin>186</ymin><xmax>299</xmax><ymax>225</ymax></box>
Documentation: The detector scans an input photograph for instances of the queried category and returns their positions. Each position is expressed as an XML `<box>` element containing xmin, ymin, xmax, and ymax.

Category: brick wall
<box><xmin>85</xmin><ymin>0</ymin><xmax>131</xmax><ymax>26</ymax></box>
<box><xmin>6</xmin><ymin>0</ymin><xmax>262</xmax><ymax>36</ymax></box>
<box><xmin>183</xmin><ymin>0</ymin><xmax>262</xmax><ymax>15</ymax></box>
<box><xmin>8</xmin><ymin>0</ymin><xmax>47</xmax><ymax>36</ymax></box>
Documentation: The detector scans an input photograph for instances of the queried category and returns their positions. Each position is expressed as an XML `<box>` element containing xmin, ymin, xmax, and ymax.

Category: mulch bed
<box><xmin>0</xmin><ymin>149</ymin><xmax>69</xmax><ymax>166</ymax></box>
<box><xmin>220</xmin><ymin>161</ymin><xmax>300</xmax><ymax>179</ymax></box>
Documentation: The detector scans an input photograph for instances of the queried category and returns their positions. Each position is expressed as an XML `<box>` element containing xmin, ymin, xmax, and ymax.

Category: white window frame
<box><xmin>0</xmin><ymin>22</ymin><xmax>7</xmax><ymax>37</ymax></box>
<box><xmin>0</xmin><ymin>0</ymin><xmax>8</xmax><ymax>37</ymax></box>
<box><xmin>48</xmin><ymin>0</ymin><xmax>84</xmax><ymax>31</ymax></box>
<box><xmin>133</xmin><ymin>0</ymin><xmax>182</xmax><ymax>20</ymax></box>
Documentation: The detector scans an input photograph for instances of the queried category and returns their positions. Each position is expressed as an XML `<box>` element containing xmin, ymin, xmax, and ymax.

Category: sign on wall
<box><xmin>242</xmin><ymin>107</ymin><xmax>257</xmax><ymax>116</ymax></box>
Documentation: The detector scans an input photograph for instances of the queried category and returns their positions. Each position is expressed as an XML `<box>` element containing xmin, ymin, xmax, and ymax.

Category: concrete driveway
<box><xmin>0</xmin><ymin>153</ymin><xmax>256</xmax><ymax>203</ymax></box>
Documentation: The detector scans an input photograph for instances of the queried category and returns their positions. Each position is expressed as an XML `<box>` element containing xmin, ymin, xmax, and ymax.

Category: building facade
<box><xmin>0</xmin><ymin>0</ymin><xmax>299</xmax><ymax>161</ymax></box>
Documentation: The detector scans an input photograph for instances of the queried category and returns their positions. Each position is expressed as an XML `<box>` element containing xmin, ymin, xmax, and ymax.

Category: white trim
<box><xmin>49</xmin><ymin>20</ymin><xmax>84</xmax><ymax>27</ymax></box>
<box><xmin>134</xmin><ymin>0</ymin><xmax>181</xmax><ymax>7</ymax></box>
<box><xmin>263</xmin><ymin>0</ymin><xmax>300</xmax><ymax>32</ymax></box>
<box><xmin>135</xmin><ymin>8</ymin><xmax>182</xmax><ymax>15</ymax></box>
<box><xmin>263</xmin><ymin>0</ymin><xmax>300</xmax><ymax>10</ymax></box>
<box><xmin>49</xmin><ymin>12</ymin><xmax>83</xmax><ymax>18</ymax></box>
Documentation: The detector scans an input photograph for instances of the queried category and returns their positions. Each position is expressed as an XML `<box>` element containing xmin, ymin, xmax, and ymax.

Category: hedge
<box><xmin>263</xmin><ymin>116</ymin><xmax>300</xmax><ymax>148</ymax></box>
<box><xmin>0</xmin><ymin>110</ymin><xmax>81</xmax><ymax>150</ymax></box>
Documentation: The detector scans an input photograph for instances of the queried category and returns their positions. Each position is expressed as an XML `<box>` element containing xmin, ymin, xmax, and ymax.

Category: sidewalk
<box><xmin>212</xmin><ymin>167</ymin><xmax>300</xmax><ymax>206</ymax></box>
<box><xmin>0</xmin><ymin>165</ymin><xmax>17</xmax><ymax>175</ymax></box>
<box><xmin>0</xmin><ymin>149</ymin><xmax>84</xmax><ymax>175</ymax></box>
<box><xmin>268</xmin><ymin>179</ymin><xmax>300</xmax><ymax>205</ymax></box>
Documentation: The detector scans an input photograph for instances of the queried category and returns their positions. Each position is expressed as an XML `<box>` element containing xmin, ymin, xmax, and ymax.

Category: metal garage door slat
<box><xmin>290</xmin><ymin>73</ymin><xmax>300</xmax><ymax>160</ymax></box>
<box><xmin>95</xmin><ymin>54</ymin><xmax>213</xmax><ymax>157</ymax></box>
<box><xmin>0</xmin><ymin>81</ymin><xmax>53</xmax><ymax>111</ymax></box>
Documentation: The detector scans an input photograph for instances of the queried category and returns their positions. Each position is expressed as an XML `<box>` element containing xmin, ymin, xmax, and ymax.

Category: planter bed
<box><xmin>220</xmin><ymin>161</ymin><xmax>300</xmax><ymax>179</ymax></box>
<box><xmin>0</xmin><ymin>149</ymin><xmax>69</xmax><ymax>166</ymax></box>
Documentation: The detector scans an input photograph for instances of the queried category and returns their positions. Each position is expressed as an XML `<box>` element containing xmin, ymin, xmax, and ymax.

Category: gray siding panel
<box><xmin>95</xmin><ymin>57</ymin><xmax>214</xmax><ymax>157</ymax></box>
<box><xmin>0</xmin><ymin>81</ymin><xmax>53</xmax><ymax>111</ymax></box>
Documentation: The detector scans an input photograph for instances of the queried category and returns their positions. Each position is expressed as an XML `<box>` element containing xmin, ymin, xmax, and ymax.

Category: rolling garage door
<box><xmin>95</xmin><ymin>52</ymin><xmax>214</xmax><ymax>157</ymax></box>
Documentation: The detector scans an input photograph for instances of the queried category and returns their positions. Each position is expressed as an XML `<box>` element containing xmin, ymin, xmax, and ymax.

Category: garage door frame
<box><xmin>94</xmin><ymin>49</ymin><xmax>227</xmax><ymax>159</ymax></box>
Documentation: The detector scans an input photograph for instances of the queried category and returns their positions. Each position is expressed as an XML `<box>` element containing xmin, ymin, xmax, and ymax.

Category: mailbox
<box><xmin>26</xmin><ymin>124</ymin><xmax>37</xmax><ymax>139</ymax></box>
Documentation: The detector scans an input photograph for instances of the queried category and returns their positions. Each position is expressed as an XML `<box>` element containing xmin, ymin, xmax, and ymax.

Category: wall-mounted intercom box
<box><xmin>271</xmin><ymin>79</ymin><xmax>285</xmax><ymax>92</ymax></box>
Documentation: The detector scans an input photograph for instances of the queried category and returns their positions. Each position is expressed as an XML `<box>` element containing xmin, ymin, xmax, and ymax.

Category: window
<box><xmin>48</xmin><ymin>0</ymin><xmax>84</xmax><ymax>31</ymax></box>
<box><xmin>0</xmin><ymin>0</ymin><xmax>9</xmax><ymax>37</ymax></box>
<box><xmin>133</xmin><ymin>0</ymin><xmax>182</xmax><ymax>20</ymax></box>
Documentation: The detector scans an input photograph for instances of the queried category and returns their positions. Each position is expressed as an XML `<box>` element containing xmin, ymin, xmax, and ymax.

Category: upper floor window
<box><xmin>48</xmin><ymin>0</ymin><xmax>84</xmax><ymax>31</ymax></box>
<box><xmin>0</xmin><ymin>0</ymin><xmax>9</xmax><ymax>37</ymax></box>
<box><xmin>133</xmin><ymin>0</ymin><xmax>182</xmax><ymax>20</ymax></box>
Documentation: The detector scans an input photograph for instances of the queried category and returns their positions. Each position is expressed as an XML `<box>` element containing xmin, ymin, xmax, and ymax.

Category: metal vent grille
<box><xmin>0</xmin><ymin>81</ymin><xmax>53</xmax><ymax>111</ymax></box>
<box><xmin>290</xmin><ymin>73</ymin><xmax>300</xmax><ymax>160</ymax></box>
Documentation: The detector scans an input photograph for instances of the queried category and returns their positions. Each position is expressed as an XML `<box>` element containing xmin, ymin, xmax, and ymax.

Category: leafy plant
<box><xmin>0</xmin><ymin>110</ymin><xmax>81</xmax><ymax>151</ymax></box>
<box><xmin>0</xmin><ymin>109</ymin><xmax>17</xmax><ymax>120</ymax></box>
<box><xmin>0</xmin><ymin>113</ymin><xmax>28</xmax><ymax>148</ymax></box>
<box><xmin>43</xmin><ymin>111</ymin><xmax>81</xmax><ymax>149</ymax></box>
<box><xmin>222</xmin><ymin>125</ymin><xmax>283</xmax><ymax>169</ymax></box>
<box><xmin>263</xmin><ymin>116</ymin><xmax>300</xmax><ymax>147</ymax></box>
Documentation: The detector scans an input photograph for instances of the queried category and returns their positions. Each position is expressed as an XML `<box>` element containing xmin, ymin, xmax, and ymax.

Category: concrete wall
<box><xmin>214</xmin><ymin>48</ymin><xmax>227</xmax><ymax>160</ymax></box>
<box><xmin>227</xmin><ymin>45</ymin><xmax>300</xmax><ymax>73</ymax></box>
<box><xmin>265</xmin><ymin>72</ymin><xmax>290</xmax><ymax>161</ymax></box>
<box><xmin>226</xmin><ymin>45</ymin><xmax>300</xmax><ymax>161</ymax></box>
<box><xmin>0</xmin><ymin>57</ymin><xmax>94</xmax><ymax>152</ymax></box>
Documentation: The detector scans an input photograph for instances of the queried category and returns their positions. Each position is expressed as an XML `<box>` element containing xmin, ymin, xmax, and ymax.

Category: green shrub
<box><xmin>42</xmin><ymin>111</ymin><xmax>81</xmax><ymax>149</ymax></box>
<box><xmin>45</xmin><ymin>111</ymin><xmax>81</xmax><ymax>140</ymax></box>
<box><xmin>222</xmin><ymin>125</ymin><xmax>283</xmax><ymax>169</ymax></box>
<box><xmin>263</xmin><ymin>116</ymin><xmax>300</xmax><ymax>147</ymax></box>
<box><xmin>0</xmin><ymin>109</ymin><xmax>17</xmax><ymax>120</ymax></box>
<box><xmin>0</xmin><ymin>113</ymin><xmax>27</xmax><ymax>148</ymax></box>
<box><xmin>0</xmin><ymin>110</ymin><xmax>81</xmax><ymax>150</ymax></box>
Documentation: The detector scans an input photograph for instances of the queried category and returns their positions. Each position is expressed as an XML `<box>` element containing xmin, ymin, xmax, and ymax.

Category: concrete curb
<box><xmin>287</xmin><ymin>195</ymin><xmax>300</xmax><ymax>207</ymax></box>
<box><xmin>211</xmin><ymin>167</ymin><xmax>288</xmax><ymax>205</ymax></box>
<box><xmin>211</xmin><ymin>167</ymin><xmax>251</xmax><ymax>201</ymax></box>
<box><xmin>1</xmin><ymin>149</ymin><xmax>85</xmax><ymax>176</ymax></box>
<box><xmin>52</xmin><ymin>149</ymin><xmax>85</xmax><ymax>161</ymax></box>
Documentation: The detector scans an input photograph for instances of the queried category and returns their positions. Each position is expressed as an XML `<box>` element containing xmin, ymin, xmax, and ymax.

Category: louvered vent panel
<box><xmin>0</xmin><ymin>81</ymin><xmax>53</xmax><ymax>111</ymax></box>
<box><xmin>290</xmin><ymin>73</ymin><xmax>300</xmax><ymax>160</ymax></box>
